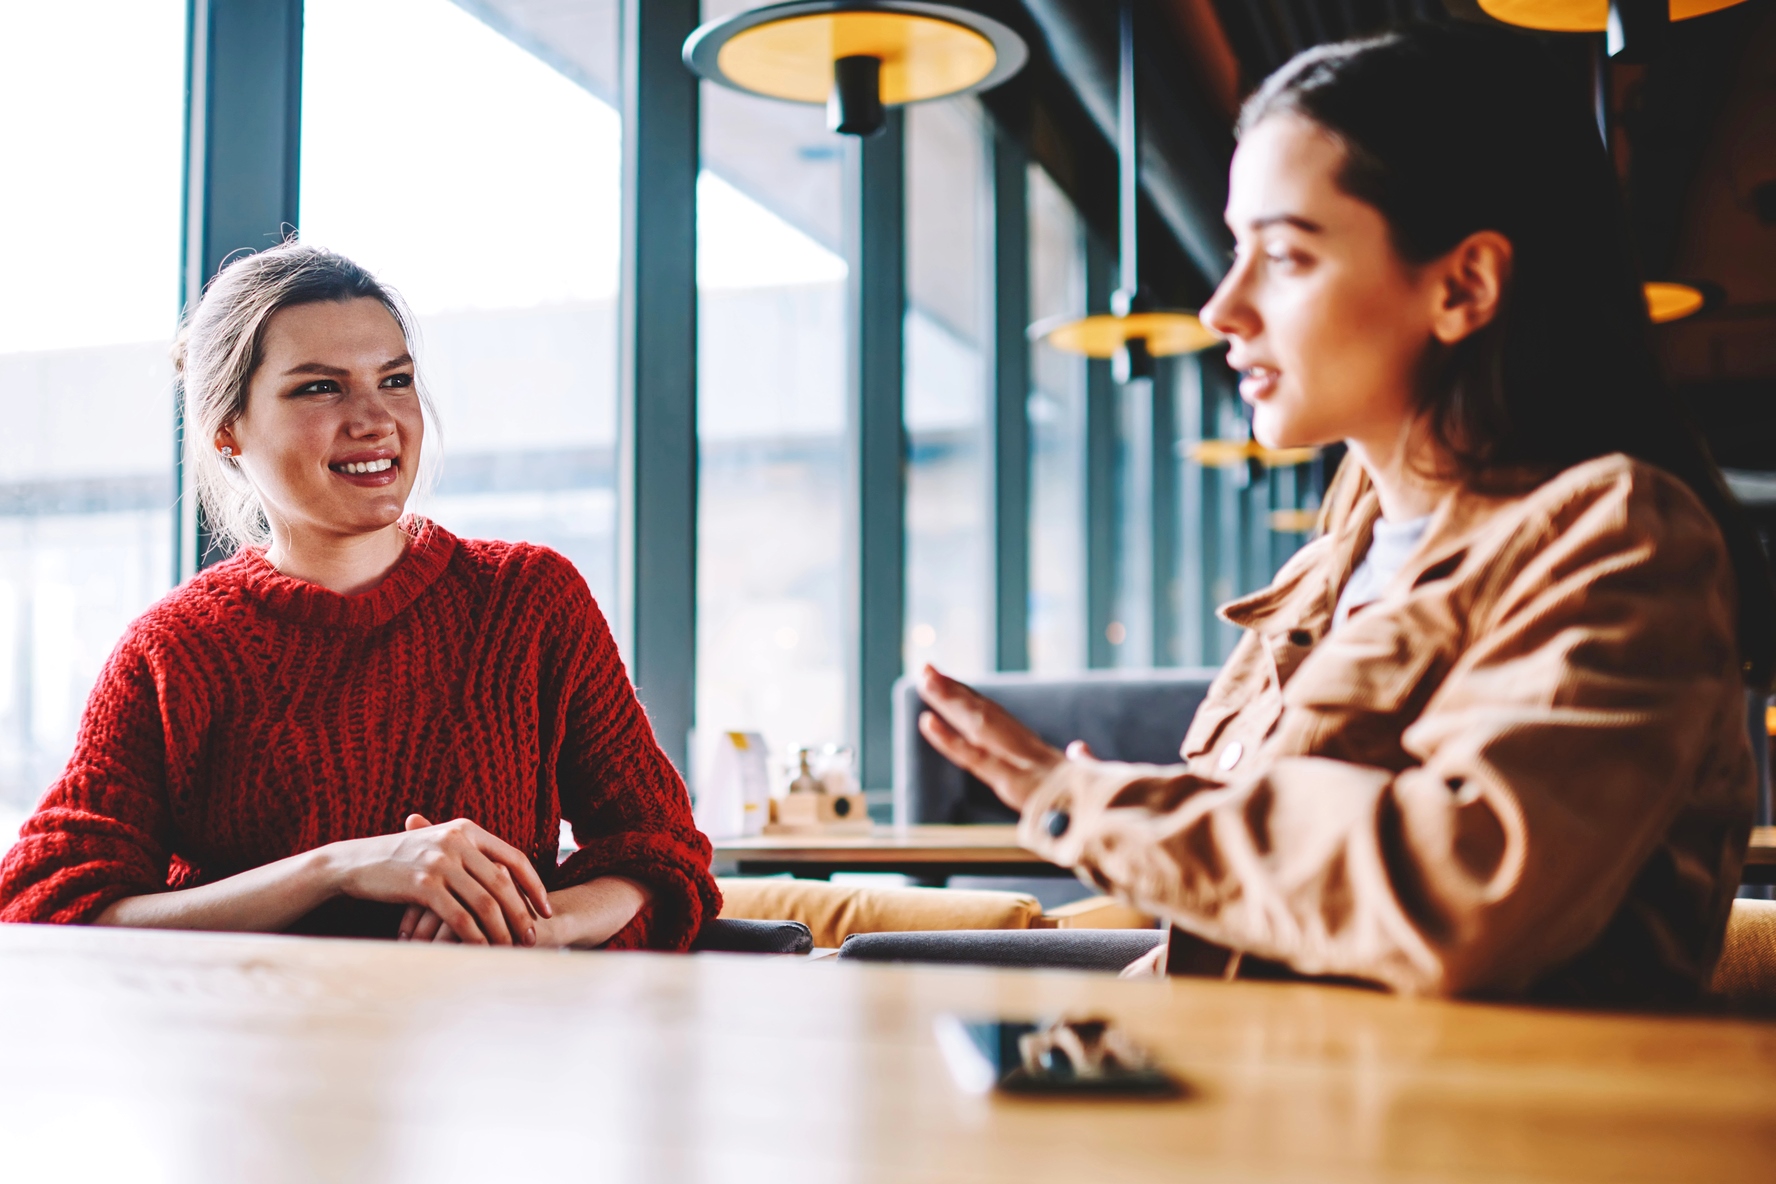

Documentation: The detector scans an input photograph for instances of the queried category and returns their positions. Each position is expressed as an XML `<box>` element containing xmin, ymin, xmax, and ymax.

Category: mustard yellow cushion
<box><xmin>1711</xmin><ymin>898</ymin><xmax>1776</xmax><ymax>1010</ymax></box>
<box><xmin>716</xmin><ymin>877</ymin><xmax>1042</xmax><ymax>949</ymax></box>
<box><xmin>1038</xmin><ymin>895</ymin><xmax>1159</xmax><ymax>929</ymax></box>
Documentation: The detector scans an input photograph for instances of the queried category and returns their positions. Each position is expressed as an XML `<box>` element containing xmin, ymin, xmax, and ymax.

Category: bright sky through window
<box><xmin>302</xmin><ymin>0</ymin><xmax>842</xmax><ymax>316</ymax></box>
<box><xmin>0</xmin><ymin>0</ymin><xmax>185</xmax><ymax>355</ymax></box>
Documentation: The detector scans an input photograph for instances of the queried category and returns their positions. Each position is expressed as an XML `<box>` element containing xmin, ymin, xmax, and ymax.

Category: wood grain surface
<box><xmin>1746</xmin><ymin>825</ymin><xmax>1775</xmax><ymax>868</ymax></box>
<box><xmin>2</xmin><ymin>923</ymin><xmax>1773</xmax><ymax>1183</ymax></box>
<box><xmin>714</xmin><ymin>823</ymin><xmax>1035</xmax><ymax>864</ymax></box>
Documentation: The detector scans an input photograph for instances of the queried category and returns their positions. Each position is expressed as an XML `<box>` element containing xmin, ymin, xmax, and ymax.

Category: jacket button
<box><xmin>1042</xmin><ymin>809</ymin><xmax>1071</xmax><ymax>838</ymax></box>
<box><xmin>1289</xmin><ymin>629</ymin><xmax>1312</xmax><ymax>646</ymax></box>
<box><xmin>1218</xmin><ymin>741</ymin><xmax>1244</xmax><ymax>771</ymax></box>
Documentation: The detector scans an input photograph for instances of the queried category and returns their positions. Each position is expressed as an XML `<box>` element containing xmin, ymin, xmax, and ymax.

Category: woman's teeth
<box><xmin>334</xmin><ymin>459</ymin><xmax>393</xmax><ymax>474</ymax></box>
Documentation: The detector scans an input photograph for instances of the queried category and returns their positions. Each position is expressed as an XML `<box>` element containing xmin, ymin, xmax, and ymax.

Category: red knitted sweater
<box><xmin>0</xmin><ymin>518</ymin><xmax>719</xmax><ymax>948</ymax></box>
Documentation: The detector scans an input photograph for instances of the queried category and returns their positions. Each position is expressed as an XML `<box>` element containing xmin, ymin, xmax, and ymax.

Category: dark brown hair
<box><xmin>1241</xmin><ymin>25</ymin><xmax>1775</xmax><ymax>685</ymax></box>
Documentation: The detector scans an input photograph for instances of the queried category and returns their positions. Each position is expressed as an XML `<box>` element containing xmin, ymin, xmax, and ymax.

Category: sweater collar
<box><xmin>224</xmin><ymin>516</ymin><xmax>458</xmax><ymax>629</ymax></box>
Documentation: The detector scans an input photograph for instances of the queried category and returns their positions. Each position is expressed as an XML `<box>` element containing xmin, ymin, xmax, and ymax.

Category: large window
<box><xmin>695</xmin><ymin>0</ymin><xmax>850</xmax><ymax>771</ymax></box>
<box><xmin>905</xmin><ymin>98</ymin><xmax>992</xmax><ymax>679</ymax></box>
<box><xmin>301</xmin><ymin>0</ymin><xmax>622</xmax><ymax>610</ymax></box>
<box><xmin>1026</xmin><ymin>166</ymin><xmax>1089</xmax><ymax>673</ymax></box>
<box><xmin>0</xmin><ymin>0</ymin><xmax>186</xmax><ymax>841</ymax></box>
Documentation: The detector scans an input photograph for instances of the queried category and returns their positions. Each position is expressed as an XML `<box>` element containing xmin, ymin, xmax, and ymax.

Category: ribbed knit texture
<box><xmin>0</xmin><ymin>517</ymin><xmax>719</xmax><ymax>949</ymax></box>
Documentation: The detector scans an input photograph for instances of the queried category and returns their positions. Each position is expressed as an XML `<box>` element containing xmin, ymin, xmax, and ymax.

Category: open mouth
<box><xmin>331</xmin><ymin>458</ymin><xmax>395</xmax><ymax>475</ymax></box>
<box><xmin>1238</xmin><ymin>366</ymin><xmax>1280</xmax><ymax>402</ymax></box>
<box><xmin>328</xmin><ymin>456</ymin><xmax>400</xmax><ymax>485</ymax></box>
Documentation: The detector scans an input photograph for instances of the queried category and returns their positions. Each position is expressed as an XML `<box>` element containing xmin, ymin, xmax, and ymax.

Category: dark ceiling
<box><xmin>1013</xmin><ymin>0</ymin><xmax>1776</xmax><ymax>470</ymax></box>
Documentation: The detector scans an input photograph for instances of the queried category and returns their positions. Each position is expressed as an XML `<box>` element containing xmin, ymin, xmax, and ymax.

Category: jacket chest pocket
<box><xmin>1180</xmin><ymin>690</ymin><xmax>1286</xmax><ymax>773</ymax></box>
<box><xmin>1283</xmin><ymin>620</ymin><xmax>1444</xmax><ymax>717</ymax></box>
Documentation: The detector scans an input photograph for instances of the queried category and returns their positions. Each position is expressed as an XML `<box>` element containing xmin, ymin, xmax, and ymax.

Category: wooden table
<box><xmin>1744</xmin><ymin>826</ymin><xmax>1776</xmax><ymax>884</ymax></box>
<box><xmin>3</xmin><ymin>924</ymin><xmax>1772</xmax><ymax>1182</ymax></box>
<box><xmin>712</xmin><ymin>823</ymin><xmax>1064</xmax><ymax>880</ymax></box>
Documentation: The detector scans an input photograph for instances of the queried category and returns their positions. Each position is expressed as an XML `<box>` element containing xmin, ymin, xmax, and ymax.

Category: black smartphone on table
<box><xmin>934</xmin><ymin>1014</ymin><xmax>1184</xmax><ymax>1097</ymax></box>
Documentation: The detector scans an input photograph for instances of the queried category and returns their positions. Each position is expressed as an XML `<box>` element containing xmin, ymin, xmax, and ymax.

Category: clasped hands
<box><xmin>324</xmin><ymin>813</ymin><xmax>556</xmax><ymax>946</ymax></box>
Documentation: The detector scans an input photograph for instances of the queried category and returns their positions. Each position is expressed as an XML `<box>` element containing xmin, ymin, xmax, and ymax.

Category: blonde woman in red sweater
<box><xmin>0</xmin><ymin>242</ymin><xmax>720</xmax><ymax>949</ymax></box>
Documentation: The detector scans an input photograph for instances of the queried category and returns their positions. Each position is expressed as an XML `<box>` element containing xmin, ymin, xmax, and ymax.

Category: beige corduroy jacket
<box><xmin>1018</xmin><ymin>453</ymin><xmax>1756</xmax><ymax>1003</ymax></box>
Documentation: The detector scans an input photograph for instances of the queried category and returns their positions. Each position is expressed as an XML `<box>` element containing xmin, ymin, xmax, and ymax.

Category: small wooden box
<box><xmin>765</xmin><ymin>792</ymin><xmax>870</xmax><ymax>834</ymax></box>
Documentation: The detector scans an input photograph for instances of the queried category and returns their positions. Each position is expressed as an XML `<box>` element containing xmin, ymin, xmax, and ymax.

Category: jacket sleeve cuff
<box><xmin>1016</xmin><ymin>759</ymin><xmax>1207</xmax><ymax>873</ymax></box>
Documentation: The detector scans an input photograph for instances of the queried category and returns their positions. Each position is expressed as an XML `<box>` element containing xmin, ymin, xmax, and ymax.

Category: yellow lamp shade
<box><xmin>684</xmin><ymin>2</ymin><xmax>1027</xmax><ymax>108</ymax></box>
<box><xmin>1187</xmin><ymin>439</ymin><xmax>1319</xmax><ymax>468</ymax></box>
<box><xmin>1645</xmin><ymin>281</ymin><xmax>1706</xmax><ymax>324</ymax></box>
<box><xmin>1268</xmin><ymin>507</ymin><xmax>1321</xmax><ymax>533</ymax></box>
<box><xmin>1033</xmin><ymin>311</ymin><xmax>1220</xmax><ymax>358</ymax></box>
<box><xmin>1477</xmin><ymin>0</ymin><xmax>1746</xmax><ymax>32</ymax></box>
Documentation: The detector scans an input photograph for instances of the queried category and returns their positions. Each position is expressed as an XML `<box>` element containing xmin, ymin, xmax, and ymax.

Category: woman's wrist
<box><xmin>539</xmin><ymin>876</ymin><xmax>650</xmax><ymax>948</ymax></box>
<box><xmin>302</xmin><ymin>841</ymin><xmax>349</xmax><ymax>902</ymax></box>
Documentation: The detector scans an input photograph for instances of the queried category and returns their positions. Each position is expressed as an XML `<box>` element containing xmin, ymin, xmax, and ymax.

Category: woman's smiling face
<box><xmin>219</xmin><ymin>297</ymin><xmax>423</xmax><ymax>543</ymax></box>
<box><xmin>1199</xmin><ymin>113</ymin><xmax>1443</xmax><ymax>453</ymax></box>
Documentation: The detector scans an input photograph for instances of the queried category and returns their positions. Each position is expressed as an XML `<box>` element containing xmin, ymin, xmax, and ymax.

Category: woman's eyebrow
<box><xmin>378</xmin><ymin>353</ymin><xmax>414</xmax><ymax>371</ymax></box>
<box><xmin>1251</xmin><ymin>213</ymin><xmax>1324</xmax><ymax>233</ymax></box>
<box><xmin>282</xmin><ymin>362</ymin><xmax>349</xmax><ymax>377</ymax></box>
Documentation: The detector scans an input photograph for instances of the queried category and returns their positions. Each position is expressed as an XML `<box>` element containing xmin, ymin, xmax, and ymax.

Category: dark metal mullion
<box><xmin>989</xmin><ymin>127</ymin><xmax>1031</xmax><ymax>673</ymax></box>
<box><xmin>616</xmin><ymin>0</ymin><xmax>699</xmax><ymax>773</ymax></box>
<box><xmin>844</xmin><ymin>110</ymin><xmax>906</xmax><ymax>795</ymax></box>
<box><xmin>177</xmin><ymin>0</ymin><xmax>304</xmax><ymax>582</ymax></box>
<box><xmin>1084</xmin><ymin>235</ymin><xmax>1118</xmax><ymax>669</ymax></box>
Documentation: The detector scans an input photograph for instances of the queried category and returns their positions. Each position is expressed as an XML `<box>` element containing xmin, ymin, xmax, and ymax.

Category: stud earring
<box><xmin>219</xmin><ymin>446</ymin><xmax>234</xmax><ymax>459</ymax></box>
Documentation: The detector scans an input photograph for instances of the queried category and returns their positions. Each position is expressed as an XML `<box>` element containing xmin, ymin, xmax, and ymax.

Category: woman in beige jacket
<box><xmin>919</xmin><ymin>26</ymin><xmax>1774</xmax><ymax>1005</ymax></box>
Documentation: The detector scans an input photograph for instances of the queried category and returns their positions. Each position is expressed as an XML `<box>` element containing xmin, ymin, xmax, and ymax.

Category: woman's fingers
<box><xmin>398</xmin><ymin>903</ymin><xmax>423</xmax><ymax>940</ymax></box>
<box><xmin>918</xmin><ymin>665</ymin><xmax>1057</xmax><ymax>767</ymax></box>
<box><xmin>476</xmin><ymin>836</ymin><xmax>553</xmax><ymax>920</ymax></box>
<box><xmin>410</xmin><ymin>908</ymin><xmax>446</xmax><ymax>943</ymax></box>
<box><xmin>438</xmin><ymin>818</ymin><xmax>553</xmax><ymax>919</ymax></box>
<box><xmin>442</xmin><ymin>862</ymin><xmax>516</xmax><ymax>944</ymax></box>
<box><xmin>463</xmin><ymin>846</ymin><xmax>538</xmax><ymax>946</ymax></box>
<box><xmin>920</xmin><ymin>710</ymin><xmax>1023</xmax><ymax>788</ymax></box>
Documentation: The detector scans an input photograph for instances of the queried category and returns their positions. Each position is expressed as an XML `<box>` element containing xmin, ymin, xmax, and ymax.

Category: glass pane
<box><xmin>1113</xmin><ymin>376</ymin><xmax>1155</xmax><ymax>668</ymax></box>
<box><xmin>905</xmin><ymin>98</ymin><xmax>991</xmax><ymax>678</ymax></box>
<box><xmin>0</xmin><ymin>0</ymin><xmax>184</xmax><ymax>842</ymax></box>
<box><xmin>1027</xmin><ymin>166</ymin><xmax>1088</xmax><ymax>673</ymax></box>
<box><xmin>301</xmin><ymin>0</ymin><xmax>621</xmax><ymax>611</ymax></box>
<box><xmin>696</xmin><ymin>0</ymin><xmax>849</xmax><ymax>770</ymax></box>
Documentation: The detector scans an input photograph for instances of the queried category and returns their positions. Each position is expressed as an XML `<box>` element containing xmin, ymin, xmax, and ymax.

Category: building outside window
<box><xmin>0</xmin><ymin>0</ymin><xmax>185</xmax><ymax>844</ymax></box>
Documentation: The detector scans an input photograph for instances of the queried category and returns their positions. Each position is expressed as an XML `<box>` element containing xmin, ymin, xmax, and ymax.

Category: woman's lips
<box><xmin>328</xmin><ymin>457</ymin><xmax>400</xmax><ymax>488</ymax></box>
<box><xmin>1238</xmin><ymin>366</ymin><xmax>1280</xmax><ymax>403</ymax></box>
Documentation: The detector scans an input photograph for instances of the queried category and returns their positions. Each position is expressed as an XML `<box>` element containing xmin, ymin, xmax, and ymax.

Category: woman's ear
<box><xmin>1429</xmin><ymin>231</ymin><xmax>1513</xmax><ymax>346</ymax></box>
<box><xmin>214</xmin><ymin>422</ymin><xmax>239</xmax><ymax>457</ymax></box>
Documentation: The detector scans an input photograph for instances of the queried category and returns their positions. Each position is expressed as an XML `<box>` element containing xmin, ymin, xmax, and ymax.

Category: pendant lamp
<box><xmin>1029</xmin><ymin>0</ymin><xmax>1219</xmax><ymax>383</ymax></box>
<box><xmin>1184</xmin><ymin>437</ymin><xmax>1317</xmax><ymax>470</ymax></box>
<box><xmin>1645</xmin><ymin>280</ymin><xmax>1708</xmax><ymax>323</ymax></box>
<box><xmin>1478</xmin><ymin>0</ymin><xmax>1746</xmax><ymax>33</ymax></box>
<box><xmin>682</xmin><ymin>1</ymin><xmax>1027</xmax><ymax>137</ymax></box>
<box><xmin>1481</xmin><ymin>1</ymin><xmax>1732</xmax><ymax>323</ymax></box>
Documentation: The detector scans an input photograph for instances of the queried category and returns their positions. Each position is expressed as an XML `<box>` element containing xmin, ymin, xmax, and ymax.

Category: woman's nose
<box><xmin>346</xmin><ymin>390</ymin><xmax>399</xmax><ymax>437</ymax></box>
<box><xmin>1200</xmin><ymin>263</ymin><xmax>1254</xmax><ymax>342</ymax></box>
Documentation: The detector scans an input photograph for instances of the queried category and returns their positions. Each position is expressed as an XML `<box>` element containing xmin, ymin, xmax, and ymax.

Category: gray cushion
<box><xmin>892</xmin><ymin>669</ymin><xmax>1219</xmax><ymax>824</ymax></box>
<box><xmin>690</xmin><ymin>917</ymin><xmax>814</xmax><ymax>955</ymax></box>
<box><xmin>835</xmin><ymin>928</ymin><xmax>1166</xmax><ymax>973</ymax></box>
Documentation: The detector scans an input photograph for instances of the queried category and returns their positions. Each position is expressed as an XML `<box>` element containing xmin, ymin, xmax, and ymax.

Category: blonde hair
<box><xmin>173</xmin><ymin>240</ymin><xmax>438</xmax><ymax>552</ymax></box>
